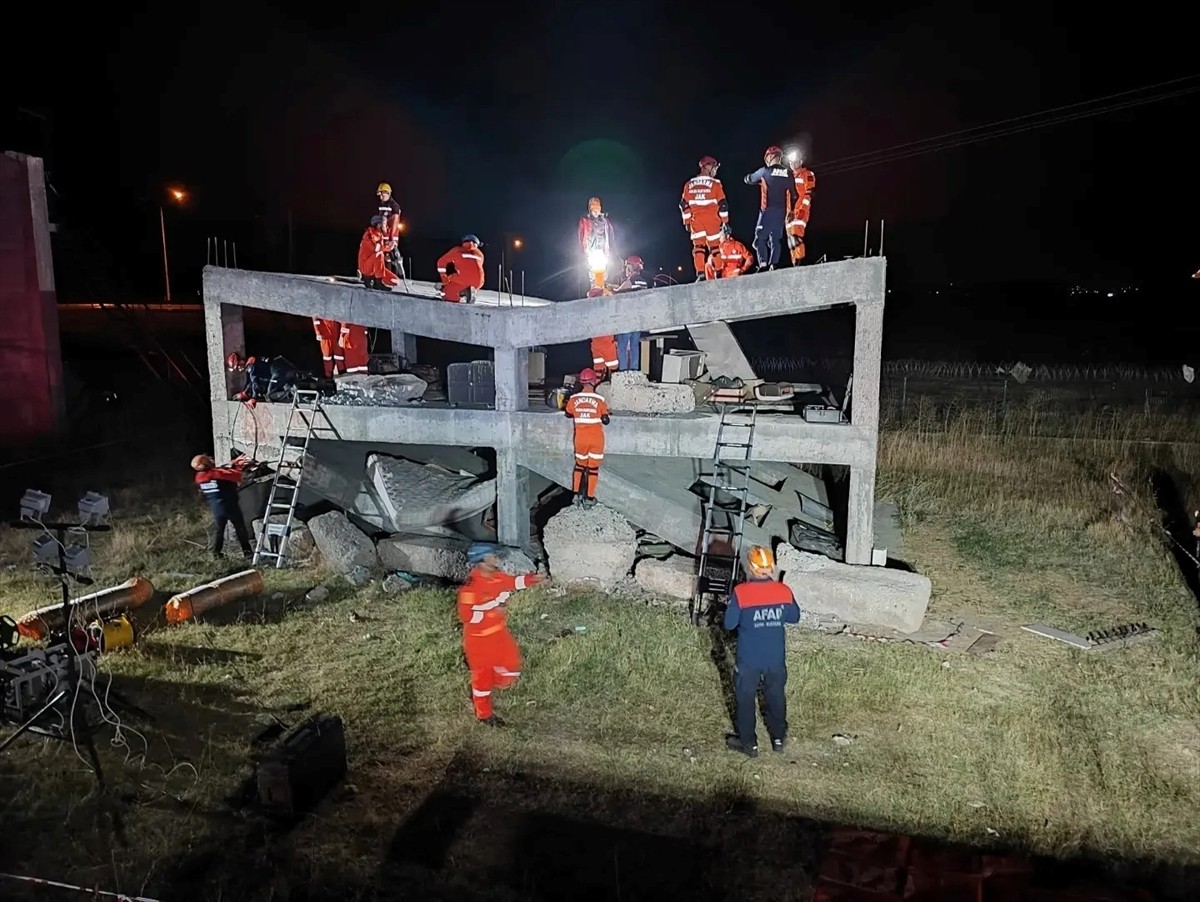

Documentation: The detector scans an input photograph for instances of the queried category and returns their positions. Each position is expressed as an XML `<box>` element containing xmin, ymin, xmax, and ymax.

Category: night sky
<box><xmin>6</xmin><ymin>3</ymin><xmax>1199</xmax><ymax>302</ymax></box>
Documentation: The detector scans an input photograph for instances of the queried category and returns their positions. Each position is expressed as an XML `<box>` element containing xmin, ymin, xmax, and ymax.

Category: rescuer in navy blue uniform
<box><xmin>191</xmin><ymin>453</ymin><xmax>255</xmax><ymax>559</ymax></box>
<box><xmin>743</xmin><ymin>145</ymin><xmax>794</xmax><ymax>272</ymax></box>
<box><xmin>722</xmin><ymin>544</ymin><xmax>801</xmax><ymax>757</ymax></box>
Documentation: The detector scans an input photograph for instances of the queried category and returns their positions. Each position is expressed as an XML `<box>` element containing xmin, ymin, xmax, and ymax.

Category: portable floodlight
<box><xmin>77</xmin><ymin>491</ymin><xmax>110</xmax><ymax>525</ymax></box>
<box><xmin>20</xmin><ymin>490</ymin><xmax>51</xmax><ymax>522</ymax></box>
<box><xmin>63</xmin><ymin>543</ymin><xmax>91</xmax><ymax>575</ymax></box>
<box><xmin>31</xmin><ymin>533</ymin><xmax>58</xmax><ymax>566</ymax></box>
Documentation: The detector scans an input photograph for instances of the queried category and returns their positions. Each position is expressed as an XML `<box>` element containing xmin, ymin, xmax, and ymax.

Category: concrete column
<box><xmin>495</xmin><ymin>449</ymin><xmax>531</xmax><ymax>548</ymax></box>
<box><xmin>204</xmin><ymin>298</ymin><xmax>245</xmax><ymax>455</ymax></box>
<box><xmin>493</xmin><ymin>348</ymin><xmax>529</xmax><ymax>411</ymax></box>
<box><xmin>844</xmin><ymin>300</ymin><xmax>883</xmax><ymax>565</ymax></box>
<box><xmin>391</xmin><ymin>330</ymin><xmax>418</xmax><ymax>364</ymax></box>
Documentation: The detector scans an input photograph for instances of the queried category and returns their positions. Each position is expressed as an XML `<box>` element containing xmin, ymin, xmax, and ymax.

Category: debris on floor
<box><xmin>1022</xmin><ymin>621</ymin><xmax>1157</xmax><ymax>652</ymax></box>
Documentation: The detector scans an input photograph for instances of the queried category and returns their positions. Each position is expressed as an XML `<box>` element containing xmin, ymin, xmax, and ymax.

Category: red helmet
<box><xmin>226</xmin><ymin>352</ymin><xmax>243</xmax><ymax>370</ymax></box>
<box><xmin>625</xmin><ymin>255</ymin><xmax>644</xmax><ymax>272</ymax></box>
<box><xmin>764</xmin><ymin>145</ymin><xmax>783</xmax><ymax>162</ymax></box>
<box><xmin>245</xmin><ymin>355</ymin><xmax>257</xmax><ymax>366</ymax></box>
<box><xmin>579</xmin><ymin>368</ymin><xmax>599</xmax><ymax>385</ymax></box>
<box><xmin>699</xmin><ymin>155</ymin><xmax>719</xmax><ymax>170</ymax></box>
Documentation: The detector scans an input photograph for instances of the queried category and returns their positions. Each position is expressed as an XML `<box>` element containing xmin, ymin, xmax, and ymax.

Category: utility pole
<box><xmin>159</xmin><ymin>205</ymin><xmax>171</xmax><ymax>302</ymax></box>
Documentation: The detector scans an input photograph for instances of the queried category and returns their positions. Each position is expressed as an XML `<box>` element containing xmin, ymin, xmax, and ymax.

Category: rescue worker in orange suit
<box><xmin>613</xmin><ymin>255</ymin><xmax>649</xmax><ymax>371</ymax></box>
<box><xmin>458</xmin><ymin>542</ymin><xmax>544</xmax><ymax>726</ymax></box>
<box><xmin>358</xmin><ymin>215</ymin><xmax>400</xmax><ymax>290</ymax></box>
<box><xmin>723</xmin><ymin>545</ymin><xmax>801</xmax><ymax>758</ymax></box>
<box><xmin>680</xmin><ymin>155</ymin><xmax>730</xmax><ymax>281</ymax></box>
<box><xmin>375</xmin><ymin>181</ymin><xmax>404</xmax><ymax>275</ymax></box>
<box><xmin>706</xmin><ymin>226</ymin><xmax>754</xmax><ymax>279</ymax></box>
<box><xmin>578</xmin><ymin>197</ymin><xmax>616</xmax><ymax>290</ymax></box>
<box><xmin>191</xmin><ymin>453</ymin><xmax>255</xmax><ymax>559</ymax></box>
<box><xmin>585</xmin><ymin>303</ymin><xmax>619</xmax><ymax>380</ymax></box>
<box><xmin>437</xmin><ymin>234</ymin><xmax>486</xmax><ymax>303</ymax></box>
<box><xmin>744</xmin><ymin>145</ymin><xmax>794</xmax><ymax>272</ymax></box>
<box><xmin>338</xmin><ymin>321</ymin><xmax>369</xmax><ymax>374</ymax></box>
<box><xmin>311</xmin><ymin>318</ymin><xmax>368</xmax><ymax>376</ymax></box>
<box><xmin>785</xmin><ymin>149</ymin><xmax>816</xmax><ymax>265</ymax></box>
<box><xmin>564</xmin><ymin>368</ymin><xmax>610</xmax><ymax>508</ymax></box>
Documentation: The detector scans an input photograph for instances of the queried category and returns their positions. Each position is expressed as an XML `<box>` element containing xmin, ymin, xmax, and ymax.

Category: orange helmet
<box><xmin>746</xmin><ymin>545</ymin><xmax>775</xmax><ymax>577</ymax></box>
<box><xmin>764</xmin><ymin>145</ymin><xmax>783</xmax><ymax>164</ymax></box>
<box><xmin>190</xmin><ymin>454</ymin><xmax>214</xmax><ymax>471</ymax></box>
<box><xmin>579</xmin><ymin>368</ymin><xmax>599</xmax><ymax>385</ymax></box>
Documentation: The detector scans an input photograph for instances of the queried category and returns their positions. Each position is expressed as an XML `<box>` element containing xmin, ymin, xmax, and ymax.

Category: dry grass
<box><xmin>1</xmin><ymin>404</ymin><xmax>1199</xmax><ymax>899</ymax></box>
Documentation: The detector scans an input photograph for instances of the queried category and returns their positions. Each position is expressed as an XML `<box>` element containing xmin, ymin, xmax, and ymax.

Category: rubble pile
<box><xmin>543</xmin><ymin>503</ymin><xmax>637</xmax><ymax>589</ymax></box>
<box><xmin>324</xmin><ymin>373</ymin><xmax>428</xmax><ymax>406</ymax></box>
<box><xmin>776</xmin><ymin>544</ymin><xmax>930</xmax><ymax>633</ymax></box>
<box><xmin>598</xmin><ymin>371</ymin><xmax>695</xmax><ymax>414</ymax></box>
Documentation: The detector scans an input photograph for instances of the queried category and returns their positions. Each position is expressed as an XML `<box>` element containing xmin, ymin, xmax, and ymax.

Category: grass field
<box><xmin>1</xmin><ymin>406</ymin><xmax>1199</xmax><ymax>900</ymax></box>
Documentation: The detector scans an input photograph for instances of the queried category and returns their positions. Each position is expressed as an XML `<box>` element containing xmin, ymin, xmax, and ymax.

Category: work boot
<box><xmin>478</xmin><ymin>714</ymin><xmax>505</xmax><ymax>728</ymax></box>
<box><xmin>725</xmin><ymin>734</ymin><xmax>758</xmax><ymax>758</ymax></box>
<box><xmin>771</xmin><ymin>737</ymin><xmax>785</xmax><ymax>754</ymax></box>
<box><xmin>582</xmin><ymin>497</ymin><xmax>597</xmax><ymax>509</ymax></box>
<box><xmin>695</xmin><ymin>272</ymin><xmax>706</xmax><ymax>282</ymax></box>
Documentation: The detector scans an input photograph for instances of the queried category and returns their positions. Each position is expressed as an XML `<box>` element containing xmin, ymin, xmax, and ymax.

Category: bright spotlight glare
<box><xmin>587</xmin><ymin>249</ymin><xmax>608</xmax><ymax>271</ymax></box>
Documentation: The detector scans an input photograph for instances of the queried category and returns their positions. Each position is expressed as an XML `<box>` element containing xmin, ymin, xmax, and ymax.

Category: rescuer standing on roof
<box><xmin>437</xmin><ymin>234</ymin><xmax>486</xmax><ymax>303</ymax></box>
<box><xmin>564</xmin><ymin>368</ymin><xmax>610</xmax><ymax>507</ymax></box>
<box><xmin>458</xmin><ymin>542</ymin><xmax>544</xmax><ymax>726</ymax></box>
<box><xmin>579</xmin><ymin>197</ymin><xmax>616</xmax><ymax>290</ymax></box>
<box><xmin>707</xmin><ymin>225</ymin><xmax>754</xmax><ymax>279</ymax></box>
<box><xmin>191</xmin><ymin>453</ymin><xmax>256</xmax><ymax>560</ymax></box>
<box><xmin>785</xmin><ymin>148</ymin><xmax>816</xmax><ymax>265</ymax></box>
<box><xmin>723</xmin><ymin>545</ymin><xmax>801</xmax><ymax>757</ymax></box>
<box><xmin>613</xmin><ymin>255</ymin><xmax>649</xmax><ymax>371</ymax></box>
<box><xmin>358</xmin><ymin>215</ymin><xmax>400</xmax><ymax>290</ymax></box>
<box><xmin>680</xmin><ymin>155</ymin><xmax>730</xmax><ymax>281</ymax></box>
<box><xmin>744</xmin><ymin>146</ymin><xmax>794</xmax><ymax>272</ymax></box>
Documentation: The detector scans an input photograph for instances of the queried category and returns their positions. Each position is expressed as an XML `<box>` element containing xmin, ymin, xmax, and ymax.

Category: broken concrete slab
<box><xmin>543</xmin><ymin>503</ymin><xmax>637</xmax><ymax>590</ymax></box>
<box><xmin>308</xmin><ymin>511</ymin><xmax>379</xmax><ymax>575</ymax></box>
<box><xmin>377</xmin><ymin>533</ymin><xmax>469</xmax><ymax>581</ymax></box>
<box><xmin>367</xmin><ymin>453</ymin><xmax>496</xmax><ymax>532</ymax></box>
<box><xmin>633</xmin><ymin>555</ymin><xmax>695</xmax><ymax>600</ymax></box>
<box><xmin>598</xmin><ymin>371</ymin><xmax>696</xmax><ymax>414</ymax></box>
<box><xmin>493</xmin><ymin>545</ymin><xmax>538</xmax><ymax>576</ymax></box>
<box><xmin>776</xmin><ymin>543</ymin><xmax>930</xmax><ymax>633</ymax></box>
<box><xmin>325</xmin><ymin>373</ymin><xmax>428</xmax><ymax>406</ymax></box>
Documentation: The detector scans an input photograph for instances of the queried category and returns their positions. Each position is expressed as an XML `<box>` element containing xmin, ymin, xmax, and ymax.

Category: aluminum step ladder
<box><xmin>252</xmin><ymin>390</ymin><xmax>326</xmax><ymax>568</ymax></box>
<box><xmin>690</xmin><ymin>401</ymin><xmax>759</xmax><ymax>624</ymax></box>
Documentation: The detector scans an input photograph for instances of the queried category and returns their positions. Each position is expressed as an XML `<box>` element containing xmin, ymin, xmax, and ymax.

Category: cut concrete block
<box><xmin>776</xmin><ymin>543</ymin><xmax>930</xmax><ymax>633</ymax></box>
<box><xmin>633</xmin><ymin>555</ymin><xmax>695</xmax><ymax>600</ymax></box>
<box><xmin>307</xmin><ymin>510</ymin><xmax>379</xmax><ymax>575</ymax></box>
<box><xmin>598</xmin><ymin>371</ymin><xmax>695</xmax><ymax>414</ymax></box>
<box><xmin>378</xmin><ymin>534</ymin><xmax>469</xmax><ymax>581</ymax></box>
<box><xmin>543</xmin><ymin>504</ymin><xmax>637</xmax><ymax>589</ymax></box>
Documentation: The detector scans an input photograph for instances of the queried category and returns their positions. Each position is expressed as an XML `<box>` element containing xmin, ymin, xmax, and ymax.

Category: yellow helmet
<box><xmin>190</xmin><ymin>454</ymin><xmax>214</xmax><ymax>471</ymax></box>
<box><xmin>377</xmin><ymin>182</ymin><xmax>392</xmax><ymax>195</ymax></box>
<box><xmin>746</xmin><ymin>545</ymin><xmax>775</xmax><ymax>577</ymax></box>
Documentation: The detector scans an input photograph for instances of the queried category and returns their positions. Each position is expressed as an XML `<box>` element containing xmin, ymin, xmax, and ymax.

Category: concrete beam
<box><xmin>202</xmin><ymin>258</ymin><xmax>885</xmax><ymax>350</ymax></box>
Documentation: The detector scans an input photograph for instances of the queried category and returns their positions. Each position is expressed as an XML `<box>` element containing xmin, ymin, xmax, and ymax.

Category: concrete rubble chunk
<box><xmin>378</xmin><ymin>534</ymin><xmax>469</xmax><ymax>581</ymax></box>
<box><xmin>307</xmin><ymin>510</ymin><xmax>379</xmax><ymax>575</ymax></box>
<box><xmin>776</xmin><ymin>544</ymin><xmax>930</xmax><ymax>633</ymax></box>
<box><xmin>367</xmin><ymin>453</ymin><xmax>496</xmax><ymax>532</ymax></box>
<box><xmin>633</xmin><ymin>555</ymin><xmax>695</xmax><ymax>601</ymax></box>
<box><xmin>344</xmin><ymin>565</ymin><xmax>374</xmax><ymax>587</ymax></box>
<box><xmin>493</xmin><ymin>546</ymin><xmax>537</xmax><ymax>576</ymax></box>
<box><xmin>598</xmin><ymin>371</ymin><xmax>695</xmax><ymax>414</ymax></box>
<box><xmin>543</xmin><ymin>504</ymin><xmax>637</xmax><ymax>589</ymax></box>
<box><xmin>251</xmin><ymin>517</ymin><xmax>316</xmax><ymax>562</ymax></box>
<box><xmin>382</xmin><ymin>573</ymin><xmax>414</xmax><ymax>594</ymax></box>
<box><xmin>326</xmin><ymin>373</ymin><xmax>428</xmax><ymax>406</ymax></box>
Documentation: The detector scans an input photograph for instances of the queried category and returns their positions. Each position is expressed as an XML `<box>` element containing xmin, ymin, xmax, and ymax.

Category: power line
<box><xmin>819</xmin><ymin>74</ymin><xmax>1200</xmax><ymax>176</ymax></box>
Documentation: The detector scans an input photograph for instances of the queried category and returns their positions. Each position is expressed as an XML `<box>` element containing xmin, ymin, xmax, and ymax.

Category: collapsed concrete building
<box><xmin>202</xmin><ymin>260</ymin><xmax>927</xmax><ymax>628</ymax></box>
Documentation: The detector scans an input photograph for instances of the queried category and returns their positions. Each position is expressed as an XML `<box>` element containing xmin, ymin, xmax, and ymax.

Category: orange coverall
<box><xmin>565</xmin><ymin>388</ymin><xmax>609</xmax><ymax>499</ymax></box>
<box><xmin>585</xmin><ymin>288</ymin><xmax>619</xmax><ymax>376</ymax></box>
<box><xmin>357</xmin><ymin>225</ymin><xmax>400</xmax><ymax>288</ymax></box>
<box><xmin>312</xmin><ymin>318</ymin><xmax>368</xmax><ymax>376</ymax></box>
<box><xmin>787</xmin><ymin>165</ymin><xmax>816</xmax><ymax>264</ymax></box>
<box><xmin>458</xmin><ymin>567</ymin><xmax>537</xmax><ymax>719</ymax></box>
<box><xmin>707</xmin><ymin>235</ymin><xmax>754</xmax><ymax>279</ymax></box>
<box><xmin>437</xmin><ymin>242</ymin><xmax>486</xmax><ymax>302</ymax></box>
<box><xmin>680</xmin><ymin>175</ymin><xmax>729</xmax><ymax>277</ymax></box>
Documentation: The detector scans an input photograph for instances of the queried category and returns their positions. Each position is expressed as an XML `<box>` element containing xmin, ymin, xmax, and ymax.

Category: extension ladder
<box><xmin>252</xmin><ymin>390</ymin><xmax>325</xmax><ymax>568</ymax></box>
<box><xmin>690</xmin><ymin>401</ymin><xmax>759</xmax><ymax>624</ymax></box>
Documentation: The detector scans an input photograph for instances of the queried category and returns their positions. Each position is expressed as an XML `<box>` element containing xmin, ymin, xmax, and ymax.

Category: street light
<box><xmin>513</xmin><ymin>238</ymin><xmax>524</xmax><ymax>250</ymax></box>
<box><xmin>160</xmin><ymin>186</ymin><xmax>187</xmax><ymax>302</ymax></box>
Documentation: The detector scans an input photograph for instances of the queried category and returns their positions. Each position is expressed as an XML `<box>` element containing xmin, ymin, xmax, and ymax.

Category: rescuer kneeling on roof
<box><xmin>437</xmin><ymin>234</ymin><xmax>486</xmax><ymax>303</ymax></box>
<box><xmin>457</xmin><ymin>543</ymin><xmax>544</xmax><ymax>727</ymax></box>
<box><xmin>723</xmin><ymin>545</ymin><xmax>801</xmax><ymax>758</ymax></box>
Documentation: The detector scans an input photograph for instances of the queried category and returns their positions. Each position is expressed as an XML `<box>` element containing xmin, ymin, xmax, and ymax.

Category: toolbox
<box><xmin>447</xmin><ymin>360</ymin><xmax>496</xmax><ymax>406</ymax></box>
<box><xmin>256</xmin><ymin>714</ymin><xmax>346</xmax><ymax>816</ymax></box>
